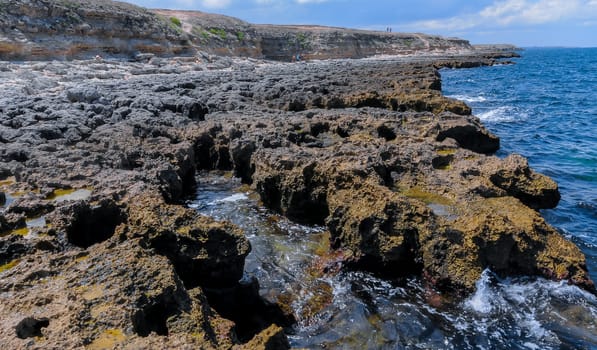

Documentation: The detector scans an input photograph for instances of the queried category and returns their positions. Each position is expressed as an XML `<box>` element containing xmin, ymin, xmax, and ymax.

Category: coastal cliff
<box><xmin>0</xmin><ymin>0</ymin><xmax>592</xmax><ymax>349</ymax></box>
<box><xmin>0</xmin><ymin>0</ymin><xmax>512</xmax><ymax>61</ymax></box>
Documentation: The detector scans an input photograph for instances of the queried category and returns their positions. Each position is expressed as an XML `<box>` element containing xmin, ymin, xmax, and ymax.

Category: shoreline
<box><xmin>0</xmin><ymin>50</ymin><xmax>594</xmax><ymax>347</ymax></box>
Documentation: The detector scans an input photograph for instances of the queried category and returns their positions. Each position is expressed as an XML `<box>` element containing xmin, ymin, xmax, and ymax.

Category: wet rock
<box><xmin>234</xmin><ymin>324</ymin><xmax>290</xmax><ymax>350</ymax></box>
<box><xmin>252</xmin><ymin>150</ymin><xmax>329</xmax><ymax>224</ymax></box>
<box><xmin>484</xmin><ymin>154</ymin><xmax>560</xmax><ymax>209</ymax></box>
<box><xmin>0</xmin><ymin>40</ymin><xmax>591</xmax><ymax>348</ymax></box>
<box><xmin>238</xmin><ymin>108</ymin><xmax>592</xmax><ymax>294</ymax></box>
<box><xmin>326</xmin><ymin>180</ymin><xmax>428</xmax><ymax>276</ymax></box>
<box><xmin>123</xmin><ymin>194</ymin><xmax>250</xmax><ymax>289</ymax></box>
<box><xmin>436</xmin><ymin>113</ymin><xmax>500</xmax><ymax>154</ymax></box>
<box><xmin>204</xmin><ymin>276</ymin><xmax>294</xmax><ymax>343</ymax></box>
<box><xmin>421</xmin><ymin>197</ymin><xmax>595</xmax><ymax>294</ymax></box>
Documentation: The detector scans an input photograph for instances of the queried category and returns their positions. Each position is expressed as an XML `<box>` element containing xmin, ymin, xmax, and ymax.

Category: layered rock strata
<box><xmin>0</xmin><ymin>51</ymin><xmax>593</xmax><ymax>348</ymax></box>
<box><xmin>0</xmin><ymin>0</ymin><xmax>519</xmax><ymax>61</ymax></box>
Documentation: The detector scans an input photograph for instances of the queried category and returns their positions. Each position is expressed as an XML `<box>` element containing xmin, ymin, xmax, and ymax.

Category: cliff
<box><xmin>0</xmin><ymin>0</ymin><xmax>499</xmax><ymax>61</ymax></box>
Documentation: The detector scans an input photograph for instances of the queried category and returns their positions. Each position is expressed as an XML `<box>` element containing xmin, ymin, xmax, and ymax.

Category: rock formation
<box><xmin>0</xmin><ymin>0</ymin><xmax>519</xmax><ymax>61</ymax></box>
<box><xmin>0</xmin><ymin>0</ymin><xmax>591</xmax><ymax>348</ymax></box>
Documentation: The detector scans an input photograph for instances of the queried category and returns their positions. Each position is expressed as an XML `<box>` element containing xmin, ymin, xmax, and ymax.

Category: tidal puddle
<box><xmin>188</xmin><ymin>173</ymin><xmax>597</xmax><ymax>349</ymax></box>
<box><xmin>0</xmin><ymin>192</ymin><xmax>15</xmax><ymax>208</ymax></box>
<box><xmin>45</xmin><ymin>188</ymin><xmax>92</xmax><ymax>202</ymax></box>
<box><xmin>2</xmin><ymin>216</ymin><xmax>47</xmax><ymax>239</ymax></box>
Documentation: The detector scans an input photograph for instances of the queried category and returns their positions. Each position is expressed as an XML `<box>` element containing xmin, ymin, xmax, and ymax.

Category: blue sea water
<box><xmin>441</xmin><ymin>48</ymin><xmax>597</xmax><ymax>285</ymax></box>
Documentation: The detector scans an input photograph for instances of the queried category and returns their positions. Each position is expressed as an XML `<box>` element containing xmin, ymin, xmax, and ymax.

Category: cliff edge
<box><xmin>0</xmin><ymin>0</ymin><xmax>516</xmax><ymax>61</ymax></box>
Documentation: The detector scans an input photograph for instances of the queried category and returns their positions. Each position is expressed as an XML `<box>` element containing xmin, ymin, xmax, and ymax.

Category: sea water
<box><xmin>188</xmin><ymin>49</ymin><xmax>597</xmax><ymax>349</ymax></box>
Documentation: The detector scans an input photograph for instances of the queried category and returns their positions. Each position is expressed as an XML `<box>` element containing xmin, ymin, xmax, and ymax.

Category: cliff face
<box><xmin>0</xmin><ymin>0</ymin><xmax>193</xmax><ymax>60</ymax></box>
<box><xmin>0</xmin><ymin>0</ymin><xmax>479</xmax><ymax>61</ymax></box>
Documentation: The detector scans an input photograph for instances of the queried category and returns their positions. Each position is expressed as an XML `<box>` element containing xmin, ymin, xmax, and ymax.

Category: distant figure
<box><xmin>296</xmin><ymin>53</ymin><xmax>301</xmax><ymax>62</ymax></box>
<box><xmin>390</xmin><ymin>27</ymin><xmax>392</xmax><ymax>33</ymax></box>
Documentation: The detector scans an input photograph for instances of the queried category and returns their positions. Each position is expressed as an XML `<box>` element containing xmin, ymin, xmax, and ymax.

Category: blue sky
<box><xmin>127</xmin><ymin>0</ymin><xmax>597</xmax><ymax>47</ymax></box>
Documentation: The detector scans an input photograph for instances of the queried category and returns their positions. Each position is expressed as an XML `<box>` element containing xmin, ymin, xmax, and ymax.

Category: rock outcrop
<box><xmin>0</xmin><ymin>0</ymin><xmax>193</xmax><ymax>60</ymax></box>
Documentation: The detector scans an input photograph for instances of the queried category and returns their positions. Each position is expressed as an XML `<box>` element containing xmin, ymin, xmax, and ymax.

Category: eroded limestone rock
<box><xmin>0</xmin><ymin>45</ymin><xmax>590</xmax><ymax>348</ymax></box>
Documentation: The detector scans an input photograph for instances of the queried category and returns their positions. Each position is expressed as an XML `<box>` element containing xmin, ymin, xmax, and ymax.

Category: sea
<box><xmin>189</xmin><ymin>48</ymin><xmax>597</xmax><ymax>349</ymax></box>
<box><xmin>441</xmin><ymin>47</ymin><xmax>597</xmax><ymax>286</ymax></box>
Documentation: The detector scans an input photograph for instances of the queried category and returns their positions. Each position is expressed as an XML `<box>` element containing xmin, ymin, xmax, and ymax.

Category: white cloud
<box><xmin>399</xmin><ymin>0</ymin><xmax>597</xmax><ymax>32</ymax></box>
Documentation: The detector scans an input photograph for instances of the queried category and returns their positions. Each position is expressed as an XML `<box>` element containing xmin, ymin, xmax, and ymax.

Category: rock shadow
<box><xmin>64</xmin><ymin>199</ymin><xmax>126</xmax><ymax>248</ymax></box>
<box><xmin>15</xmin><ymin>317</ymin><xmax>49</xmax><ymax>339</ymax></box>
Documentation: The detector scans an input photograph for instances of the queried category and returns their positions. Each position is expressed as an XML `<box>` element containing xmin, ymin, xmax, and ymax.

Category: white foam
<box><xmin>522</xmin><ymin>342</ymin><xmax>542</xmax><ymax>350</ymax></box>
<box><xmin>464</xmin><ymin>269</ymin><xmax>495</xmax><ymax>314</ymax></box>
<box><xmin>477</xmin><ymin>106</ymin><xmax>525</xmax><ymax>123</ymax></box>
<box><xmin>214</xmin><ymin>193</ymin><xmax>248</xmax><ymax>204</ymax></box>
<box><xmin>448</xmin><ymin>94</ymin><xmax>487</xmax><ymax>103</ymax></box>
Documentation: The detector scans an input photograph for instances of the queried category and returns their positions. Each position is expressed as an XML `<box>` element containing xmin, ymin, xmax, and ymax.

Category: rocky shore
<box><xmin>0</xmin><ymin>0</ymin><xmax>593</xmax><ymax>349</ymax></box>
<box><xmin>0</xmin><ymin>51</ymin><xmax>594</xmax><ymax>348</ymax></box>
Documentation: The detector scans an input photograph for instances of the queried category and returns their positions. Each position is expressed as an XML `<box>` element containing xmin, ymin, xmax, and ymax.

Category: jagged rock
<box><xmin>0</xmin><ymin>212</ymin><xmax>26</xmax><ymax>233</ymax></box>
<box><xmin>326</xmin><ymin>180</ymin><xmax>429</xmax><ymax>276</ymax></box>
<box><xmin>420</xmin><ymin>197</ymin><xmax>594</xmax><ymax>293</ymax></box>
<box><xmin>0</xmin><ymin>28</ymin><xmax>590</xmax><ymax>349</ymax></box>
<box><xmin>483</xmin><ymin>154</ymin><xmax>560</xmax><ymax>208</ymax></box>
<box><xmin>0</xmin><ymin>240</ymin><xmax>231</xmax><ymax>349</ymax></box>
<box><xmin>0</xmin><ymin>234</ymin><xmax>32</xmax><ymax>265</ymax></box>
<box><xmin>121</xmin><ymin>193</ymin><xmax>250</xmax><ymax>289</ymax></box>
<box><xmin>234</xmin><ymin>324</ymin><xmax>290</xmax><ymax>350</ymax></box>
<box><xmin>436</xmin><ymin>113</ymin><xmax>500</xmax><ymax>153</ymax></box>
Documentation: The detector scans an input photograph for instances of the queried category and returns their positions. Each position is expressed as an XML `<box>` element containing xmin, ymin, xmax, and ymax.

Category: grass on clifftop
<box><xmin>209</xmin><ymin>28</ymin><xmax>228</xmax><ymax>40</ymax></box>
<box><xmin>169</xmin><ymin>16</ymin><xmax>182</xmax><ymax>27</ymax></box>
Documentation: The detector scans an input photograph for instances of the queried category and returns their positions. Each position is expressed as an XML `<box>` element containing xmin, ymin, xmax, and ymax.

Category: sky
<box><xmin>126</xmin><ymin>0</ymin><xmax>597</xmax><ymax>47</ymax></box>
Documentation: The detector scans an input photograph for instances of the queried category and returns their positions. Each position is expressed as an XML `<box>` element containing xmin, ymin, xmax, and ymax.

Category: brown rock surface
<box><xmin>0</xmin><ymin>25</ymin><xmax>591</xmax><ymax>348</ymax></box>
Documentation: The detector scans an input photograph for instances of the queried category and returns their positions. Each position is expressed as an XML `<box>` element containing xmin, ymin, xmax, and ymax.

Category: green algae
<box><xmin>0</xmin><ymin>259</ymin><xmax>19</xmax><ymax>273</ymax></box>
<box><xmin>9</xmin><ymin>227</ymin><xmax>30</xmax><ymax>236</ymax></box>
<box><xmin>401</xmin><ymin>186</ymin><xmax>453</xmax><ymax>206</ymax></box>
<box><xmin>436</xmin><ymin>149</ymin><xmax>457</xmax><ymax>156</ymax></box>
<box><xmin>0</xmin><ymin>176</ymin><xmax>15</xmax><ymax>187</ymax></box>
<box><xmin>87</xmin><ymin>328</ymin><xmax>126</xmax><ymax>350</ymax></box>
